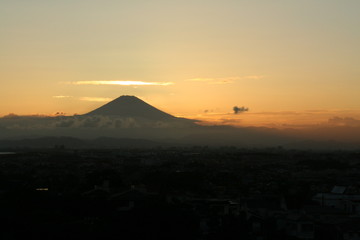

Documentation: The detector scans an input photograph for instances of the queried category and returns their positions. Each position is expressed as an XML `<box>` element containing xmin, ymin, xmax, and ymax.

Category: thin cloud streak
<box><xmin>69</xmin><ymin>80</ymin><xmax>173</xmax><ymax>86</ymax></box>
<box><xmin>186</xmin><ymin>75</ymin><xmax>264</xmax><ymax>84</ymax></box>
<box><xmin>79</xmin><ymin>97</ymin><xmax>113</xmax><ymax>102</ymax></box>
<box><xmin>186</xmin><ymin>77</ymin><xmax>240</xmax><ymax>84</ymax></box>
<box><xmin>53</xmin><ymin>95</ymin><xmax>72</xmax><ymax>99</ymax></box>
<box><xmin>53</xmin><ymin>96</ymin><xmax>113</xmax><ymax>102</ymax></box>
<box><xmin>244</xmin><ymin>75</ymin><xmax>264</xmax><ymax>80</ymax></box>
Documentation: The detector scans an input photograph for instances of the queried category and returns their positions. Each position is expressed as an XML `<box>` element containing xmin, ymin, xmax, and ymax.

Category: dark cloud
<box><xmin>233</xmin><ymin>106</ymin><xmax>249</xmax><ymax>114</ymax></box>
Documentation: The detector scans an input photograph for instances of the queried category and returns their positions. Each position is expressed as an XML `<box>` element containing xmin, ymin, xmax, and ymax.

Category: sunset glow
<box><xmin>0</xmin><ymin>0</ymin><xmax>359</xmax><ymax>129</ymax></box>
<box><xmin>70</xmin><ymin>81</ymin><xmax>173</xmax><ymax>86</ymax></box>
<box><xmin>79</xmin><ymin>97</ymin><xmax>114</xmax><ymax>102</ymax></box>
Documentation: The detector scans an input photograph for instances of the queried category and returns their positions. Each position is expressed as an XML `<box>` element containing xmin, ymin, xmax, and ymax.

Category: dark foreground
<box><xmin>0</xmin><ymin>147</ymin><xmax>360</xmax><ymax>240</ymax></box>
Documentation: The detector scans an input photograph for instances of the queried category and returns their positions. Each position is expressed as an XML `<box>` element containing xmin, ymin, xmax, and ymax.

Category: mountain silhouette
<box><xmin>85</xmin><ymin>95</ymin><xmax>178</xmax><ymax>121</ymax></box>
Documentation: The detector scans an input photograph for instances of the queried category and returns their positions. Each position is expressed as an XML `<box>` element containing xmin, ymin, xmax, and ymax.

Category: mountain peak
<box><xmin>85</xmin><ymin>95</ymin><xmax>176</xmax><ymax>120</ymax></box>
<box><xmin>116</xmin><ymin>95</ymin><xmax>139</xmax><ymax>99</ymax></box>
<box><xmin>112</xmin><ymin>95</ymin><xmax>144</xmax><ymax>103</ymax></box>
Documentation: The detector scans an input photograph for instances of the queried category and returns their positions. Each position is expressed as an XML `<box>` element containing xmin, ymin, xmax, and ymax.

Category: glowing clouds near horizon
<box><xmin>53</xmin><ymin>96</ymin><xmax>113</xmax><ymax>102</ymax></box>
<box><xmin>69</xmin><ymin>80</ymin><xmax>174</xmax><ymax>86</ymax></box>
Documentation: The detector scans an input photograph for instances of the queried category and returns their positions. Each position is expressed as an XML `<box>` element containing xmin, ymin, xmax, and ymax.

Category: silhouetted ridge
<box><xmin>85</xmin><ymin>95</ymin><xmax>176</xmax><ymax>120</ymax></box>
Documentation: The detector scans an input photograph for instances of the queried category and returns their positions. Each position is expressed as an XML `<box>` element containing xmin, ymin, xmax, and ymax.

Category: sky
<box><xmin>1</xmin><ymin>0</ymin><xmax>360</xmax><ymax>127</ymax></box>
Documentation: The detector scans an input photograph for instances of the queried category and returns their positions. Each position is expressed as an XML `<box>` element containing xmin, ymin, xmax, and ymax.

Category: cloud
<box><xmin>243</xmin><ymin>75</ymin><xmax>264</xmax><ymax>80</ymax></box>
<box><xmin>2</xmin><ymin>113</ymin><xmax>20</xmax><ymax>119</ymax></box>
<box><xmin>252</xmin><ymin>111</ymin><xmax>301</xmax><ymax>116</ymax></box>
<box><xmin>186</xmin><ymin>75</ymin><xmax>264</xmax><ymax>84</ymax></box>
<box><xmin>0</xmin><ymin>115</ymin><xmax>189</xmax><ymax>130</ymax></box>
<box><xmin>53</xmin><ymin>95</ymin><xmax>72</xmax><ymax>99</ymax></box>
<box><xmin>68</xmin><ymin>80</ymin><xmax>173</xmax><ymax>86</ymax></box>
<box><xmin>327</xmin><ymin>117</ymin><xmax>360</xmax><ymax>127</ymax></box>
<box><xmin>53</xmin><ymin>96</ymin><xmax>113</xmax><ymax>102</ymax></box>
<box><xmin>79</xmin><ymin>97</ymin><xmax>113</xmax><ymax>102</ymax></box>
<box><xmin>233</xmin><ymin>106</ymin><xmax>249</xmax><ymax>114</ymax></box>
<box><xmin>186</xmin><ymin>77</ymin><xmax>240</xmax><ymax>84</ymax></box>
<box><xmin>217</xmin><ymin>118</ymin><xmax>243</xmax><ymax>125</ymax></box>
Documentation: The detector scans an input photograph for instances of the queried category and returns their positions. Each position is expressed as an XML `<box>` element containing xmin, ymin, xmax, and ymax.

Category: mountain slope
<box><xmin>85</xmin><ymin>95</ymin><xmax>177</xmax><ymax>121</ymax></box>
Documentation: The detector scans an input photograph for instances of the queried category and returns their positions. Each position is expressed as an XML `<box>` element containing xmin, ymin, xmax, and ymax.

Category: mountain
<box><xmin>85</xmin><ymin>95</ymin><xmax>178</xmax><ymax>121</ymax></box>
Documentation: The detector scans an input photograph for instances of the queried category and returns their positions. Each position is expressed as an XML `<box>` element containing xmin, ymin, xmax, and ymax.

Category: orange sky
<box><xmin>1</xmin><ymin>1</ymin><xmax>360</xmax><ymax>128</ymax></box>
